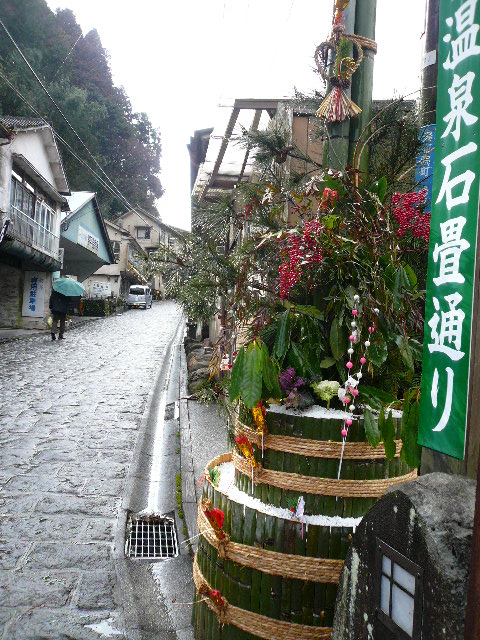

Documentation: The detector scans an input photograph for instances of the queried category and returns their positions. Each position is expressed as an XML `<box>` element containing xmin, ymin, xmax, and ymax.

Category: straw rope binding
<box><xmin>232</xmin><ymin>449</ymin><xmax>418</xmax><ymax>498</ymax></box>
<box><xmin>235</xmin><ymin>417</ymin><xmax>402</xmax><ymax>459</ymax></box>
<box><xmin>198</xmin><ymin>502</ymin><xmax>344</xmax><ymax>583</ymax></box>
<box><xmin>193</xmin><ymin>554</ymin><xmax>333</xmax><ymax>640</ymax></box>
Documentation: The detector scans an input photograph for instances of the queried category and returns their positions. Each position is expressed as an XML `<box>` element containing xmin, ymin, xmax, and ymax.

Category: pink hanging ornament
<box><xmin>345</xmin><ymin>419</ymin><xmax>353</xmax><ymax>426</ymax></box>
<box><xmin>346</xmin><ymin>361</ymin><xmax>353</xmax><ymax>369</ymax></box>
<box><xmin>352</xmin><ymin>309</ymin><xmax>358</xmax><ymax>316</ymax></box>
<box><xmin>341</xmin><ymin>428</ymin><xmax>348</xmax><ymax>437</ymax></box>
<box><xmin>360</xmin><ymin>357</ymin><xmax>366</xmax><ymax>364</ymax></box>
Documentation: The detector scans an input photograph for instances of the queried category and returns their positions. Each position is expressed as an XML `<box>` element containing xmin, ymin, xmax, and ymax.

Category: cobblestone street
<box><xmin>0</xmin><ymin>301</ymin><xmax>184</xmax><ymax>639</ymax></box>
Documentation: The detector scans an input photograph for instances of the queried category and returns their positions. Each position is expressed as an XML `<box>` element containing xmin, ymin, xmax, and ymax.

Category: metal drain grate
<box><xmin>125</xmin><ymin>515</ymin><xmax>178</xmax><ymax>559</ymax></box>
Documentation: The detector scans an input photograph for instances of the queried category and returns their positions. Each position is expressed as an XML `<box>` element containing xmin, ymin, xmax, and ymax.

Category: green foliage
<box><xmin>229</xmin><ymin>339</ymin><xmax>282</xmax><ymax>409</ymax></box>
<box><xmin>364</xmin><ymin>408</ymin><xmax>381</xmax><ymax>448</ymax></box>
<box><xmin>0</xmin><ymin>0</ymin><xmax>162</xmax><ymax>215</ymax></box>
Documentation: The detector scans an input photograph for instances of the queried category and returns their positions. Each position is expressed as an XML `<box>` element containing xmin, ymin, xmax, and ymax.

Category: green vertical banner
<box><xmin>419</xmin><ymin>0</ymin><xmax>480</xmax><ymax>459</ymax></box>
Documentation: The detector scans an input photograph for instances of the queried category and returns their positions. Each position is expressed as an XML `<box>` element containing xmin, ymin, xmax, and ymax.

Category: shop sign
<box><xmin>78</xmin><ymin>224</ymin><xmax>99</xmax><ymax>255</ymax></box>
<box><xmin>419</xmin><ymin>0</ymin><xmax>480</xmax><ymax>459</ymax></box>
<box><xmin>22</xmin><ymin>271</ymin><xmax>46</xmax><ymax>318</ymax></box>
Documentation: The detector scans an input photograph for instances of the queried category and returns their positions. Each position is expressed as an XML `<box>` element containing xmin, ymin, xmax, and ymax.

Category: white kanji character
<box><xmin>443</xmin><ymin>1</ymin><xmax>480</xmax><ymax>70</ymax></box>
<box><xmin>432</xmin><ymin>216</ymin><xmax>470</xmax><ymax>285</ymax></box>
<box><xmin>454</xmin><ymin>0</ymin><xmax>477</xmax><ymax>33</ymax></box>
<box><xmin>443</xmin><ymin>24</ymin><xmax>480</xmax><ymax>70</ymax></box>
<box><xmin>428</xmin><ymin>293</ymin><xmax>465</xmax><ymax>360</ymax></box>
<box><xmin>442</xmin><ymin>72</ymin><xmax>478</xmax><ymax>141</ymax></box>
<box><xmin>436</xmin><ymin>142</ymin><xmax>477</xmax><ymax>210</ymax></box>
<box><xmin>431</xmin><ymin>366</ymin><xmax>454</xmax><ymax>432</ymax></box>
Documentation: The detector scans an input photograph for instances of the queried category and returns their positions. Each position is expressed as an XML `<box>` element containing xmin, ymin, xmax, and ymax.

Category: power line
<box><xmin>0</xmin><ymin>16</ymin><xmax>133</xmax><ymax>209</ymax></box>
<box><xmin>0</xmin><ymin>69</ymin><xmax>130</xmax><ymax>212</ymax></box>
<box><xmin>1</xmin><ymin>70</ymin><xmax>162</xmax><ymax>231</ymax></box>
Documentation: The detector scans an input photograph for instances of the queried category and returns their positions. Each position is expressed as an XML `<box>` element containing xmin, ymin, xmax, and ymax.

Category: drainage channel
<box><xmin>122</xmin><ymin>315</ymin><xmax>184</xmax><ymax>559</ymax></box>
<box><xmin>125</xmin><ymin>514</ymin><xmax>178</xmax><ymax>559</ymax></box>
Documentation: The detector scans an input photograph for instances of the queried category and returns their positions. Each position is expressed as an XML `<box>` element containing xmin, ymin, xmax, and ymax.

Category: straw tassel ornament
<box><xmin>316</xmin><ymin>55</ymin><xmax>362</xmax><ymax>123</ymax></box>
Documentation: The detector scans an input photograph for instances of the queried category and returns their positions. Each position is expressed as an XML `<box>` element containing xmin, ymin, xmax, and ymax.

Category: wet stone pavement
<box><xmin>0</xmin><ymin>301</ymin><xmax>183</xmax><ymax>639</ymax></box>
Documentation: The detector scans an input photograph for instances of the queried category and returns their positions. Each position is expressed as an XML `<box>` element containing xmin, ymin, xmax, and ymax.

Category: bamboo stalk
<box><xmin>250</xmin><ymin>512</ymin><xmax>266</xmax><ymax>614</ymax></box>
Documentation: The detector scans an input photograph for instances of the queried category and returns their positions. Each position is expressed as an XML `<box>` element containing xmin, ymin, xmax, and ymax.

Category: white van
<box><xmin>127</xmin><ymin>285</ymin><xmax>153</xmax><ymax>309</ymax></box>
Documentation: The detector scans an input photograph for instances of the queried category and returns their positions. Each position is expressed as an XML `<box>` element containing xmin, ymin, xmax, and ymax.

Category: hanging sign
<box><xmin>415</xmin><ymin>124</ymin><xmax>436</xmax><ymax>212</ymax></box>
<box><xmin>419</xmin><ymin>0</ymin><xmax>480</xmax><ymax>459</ymax></box>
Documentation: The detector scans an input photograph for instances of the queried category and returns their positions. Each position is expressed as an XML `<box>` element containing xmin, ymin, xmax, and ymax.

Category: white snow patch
<box><xmin>268</xmin><ymin>404</ymin><xmax>402</xmax><ymax>420</ymax></box>
<box><xmin>216</xmin><ymin>462</ymin><xmax>362</xmax><ymax>529</ymax></box>
<box><xmin>85</xmin><ymin>618</ymin><xmax>122</xmax><ymax>637</ymax></box>
<box><xmin>268</xmin><ymin>404</ymin><xmax>350</xmax><ymax>420</ymax></box>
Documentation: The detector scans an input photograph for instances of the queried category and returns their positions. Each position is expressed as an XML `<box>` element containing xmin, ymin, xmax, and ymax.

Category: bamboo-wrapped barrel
<box><xmin>193</xmin><ymin>406</ymin><xmax>416</xmax><ymax>640</ymax></box>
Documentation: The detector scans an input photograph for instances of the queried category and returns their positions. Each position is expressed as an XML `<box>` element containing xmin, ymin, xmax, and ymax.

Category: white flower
<box><xmin>354</xmin><ymin>294</ymin><xmax>360</xmax><ymax>302</ymax></box>
<box><xmin>357</xmin><ymin>372</ymin><xmax>363</xmax><ymax>379</ymax></box>
<box><xmin>364</xmin><ymin>340</ymin><xmax>370</xmax><ymax>347</ymax></box>
<box><xmin>348</xmin><ymin>348</ymin><xmax>354</xmax><ymax>355</ymax></box>
<box><xmin>351</xmin><ymin>321</ymin><xmax>356</xmax><ymax>328</ymax></box>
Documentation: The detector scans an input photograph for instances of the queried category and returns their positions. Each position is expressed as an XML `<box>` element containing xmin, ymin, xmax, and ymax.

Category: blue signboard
<box><xmin>415</xmin><ymin>124</ymin><xmax>436</xmax><ymax>212</ymax></box>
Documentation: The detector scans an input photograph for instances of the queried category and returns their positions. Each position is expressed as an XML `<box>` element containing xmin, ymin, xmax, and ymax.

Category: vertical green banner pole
<box><xmin>419</xmin><ymin>0</ymin><xmax>480</xmax><ymax>459</ymax></box>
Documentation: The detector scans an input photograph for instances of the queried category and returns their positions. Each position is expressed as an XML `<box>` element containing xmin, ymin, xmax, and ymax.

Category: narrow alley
<box><xmin>0</xmin><ymin>302</ymin><xmax>189</xmax><ymax>639</ymax></box>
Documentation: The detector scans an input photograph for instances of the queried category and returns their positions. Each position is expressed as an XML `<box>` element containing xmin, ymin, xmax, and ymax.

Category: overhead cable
<box><xmin>0</xmin><ymin>17</ymin><xmax>133</xmax><ymax>209</ymax></box>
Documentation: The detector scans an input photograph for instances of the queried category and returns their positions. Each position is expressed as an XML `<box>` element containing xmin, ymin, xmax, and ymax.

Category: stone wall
<box><xmin>0</xmin><ymin>261</ymin><xmax>22</xmax><ymax>327</ymax></box>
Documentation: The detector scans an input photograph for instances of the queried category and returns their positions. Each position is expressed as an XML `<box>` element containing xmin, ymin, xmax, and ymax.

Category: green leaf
<box><xmin>330</xmin><ymin>315</ymin><xmax>347</xmax><ymax>361</ymax></box>
<box><xmin>273</xmin><ymin>310</ymin><xmax>291</xmax><ymax>361</ymax></box>
<box><xmin>368</xmin><ymin>341</ymin><xmax>388</xmax><ymax>367</ymax></box>
<box><xmin>287</xmin><ymin>341</ymin><xmax>306</xmax><ymax>378</ymax></box>
<box><xmin>382</xmin><ymin>411</ymin><xmax>397</xmax><ymax>460</ymax></box>
<box><xmin>381</xmin><ymin>410</ymin><xmax>397</xmax><ymax>460</ymax></box>
<box><xmin>291</xmin><ymin>304</ymin><xmax>325</xmax><ymax>320</ymax></box>
<box><xmin>364</xmin><ymin>408</ymin><xmax>381</xmax><ymax>448</ymax></box>
<box><xmin>359</xmin><ymin>385</ymin><xmax>397</xmax><ymax>411</ymax></box>
<box><xmin>396</xmin><ymin>335</ymin><xmax>414</xmax><ymax>372</ymax></box>
<box><xmin>261</xmin><ymin>342</ymin><xmax>282</xmax><ymax>397</ymax></box>
<box><xmin>393</xmin><ymin>266</ymin><xmax>410</xmax><ymax>311</ymax></box>
<box><xmin>261</xmin><ymin>342</ymin><xmax>274</xmax><ymax>392</ymax></box>
<box><xmin>384</xmin><ymin>264</ymin><xmax>396</xmax><ymax>292</ymax></box>
<box><xmin>229</xmin><ymin>346</ymin><xmax>245</xmax><ymax>402</ymax></box>
<box><xmin>370</xmin><ymin>177</ymin><xmax>388</xmax><ymax>203</ymax></box>
<box><xmin>403</xmin><ymin>263</ymin><xmax>418</xmax><ymax>290</ymax></box>
<box><xmin>241</xmin><ymin>341</ymin><xmax>263</xmax><ymax>408</ymax></box>
<box><xmin>400</xmin><ymin>396</ymin><xmax>422</xmax><ymax>468</ymax></box>
<box><xmin>320</xmin><ymin>356</ymin><xmax>336</xmax><ymax>368</ymax></box>
<box><xmin>409</xmin><ymin>339</ymin><xmax>423</xmax><ymax>362</ymax></box>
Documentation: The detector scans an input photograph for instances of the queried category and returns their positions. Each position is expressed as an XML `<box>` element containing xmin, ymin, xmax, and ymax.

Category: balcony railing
<box><xmin>9</xmin><ymin>205</ymin><xmax>59</xmax><ymax>259</ymax></box>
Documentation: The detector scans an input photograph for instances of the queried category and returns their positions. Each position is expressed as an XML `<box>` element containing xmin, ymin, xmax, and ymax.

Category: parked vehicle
<box><xmin>127</xmin><ymin>285</ymin><xmax>152</xmax><ymax>309</ymax></box>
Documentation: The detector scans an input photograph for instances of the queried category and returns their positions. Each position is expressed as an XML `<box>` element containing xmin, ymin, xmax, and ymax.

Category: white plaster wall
<box><xmin>11</xmin><ymin>131</ymin><xmax>56</xmax><ymax>187</ymax></box>
<box><xmin>0</xmin><ymin>145</ymin><xmax>13</xmax><ymax>216</ymax></box>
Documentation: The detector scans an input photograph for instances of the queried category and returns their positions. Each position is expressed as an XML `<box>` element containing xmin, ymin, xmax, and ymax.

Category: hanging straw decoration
<box><xmin>314</xmin><ymin>0</ymin><xmax>377</xmax><ymax>124</ymax></box>
<box><xmin>251</xmin><ymin>402</ymin><xmax>267</xmax><ymax>458</ymax></box>
<box><xmin>234</xmin><ymin>435</ymin><xmax>257</xmax><ymax>494</ymax></box>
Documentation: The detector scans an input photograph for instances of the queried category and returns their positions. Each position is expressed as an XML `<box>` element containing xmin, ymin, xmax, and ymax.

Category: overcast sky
<box><xmin>45</xmin><ymin>0</ymin><xmax>427</xmax><ymax>230</ymax></box>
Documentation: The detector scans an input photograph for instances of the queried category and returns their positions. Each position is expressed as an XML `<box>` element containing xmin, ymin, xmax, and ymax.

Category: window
<box><xmin>376</xmin><ymin>539</ymin><xmax>423</xmax><ymax>639</ymax></box>
<box><xmin>111</xmin><ymin>241</ymin><xmax>120</xmax><ymax>261</ymax></box>
<box><xmin>137</xmin><ymin>227</ymin><xmax>150</xmax><ymax>240</ymax></box>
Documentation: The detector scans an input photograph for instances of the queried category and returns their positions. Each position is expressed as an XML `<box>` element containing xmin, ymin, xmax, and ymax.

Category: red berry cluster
<box><xmin>279</xmin><ymin>221</ymin><xmax>323</xmax><ymax>299</ymax></box>
<box><xmin>392</xmin><ymin>189</ymin><xmax>430</xmax><ymax>242</ymax></box>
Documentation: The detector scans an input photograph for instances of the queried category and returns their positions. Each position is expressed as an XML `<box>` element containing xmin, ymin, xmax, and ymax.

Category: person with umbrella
<box><xmin>49</xmin><ymin>278</ymin><xmax>86</xmax><ymax>341</ymax></box>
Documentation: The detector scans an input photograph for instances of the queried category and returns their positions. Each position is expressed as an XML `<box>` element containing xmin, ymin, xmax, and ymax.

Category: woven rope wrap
<box><xmin>235</xmin><ymin>417</ymin><xmax>403</xmax><ymax>459</ymax></box>
<box><xmin>198</xmin><ymin>502</ymin><xmax>343</xmax><ymax>583</ymax></box>
<box><xmin>194</xmin><ymin>555</ymin><xmax>332</xmax><ymax>640</ymax></box>
<box><xmin>232</xmin><ymin>449</ymin><xmax>418</xmax><ymax>498</ymax></box>
<box><xmin>314</xmin><ymin>25</ymin><xmax>377</xmax><ymax>82</ymax></box>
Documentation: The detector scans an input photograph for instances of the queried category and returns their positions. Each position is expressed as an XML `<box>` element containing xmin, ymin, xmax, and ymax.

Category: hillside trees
<box><xmin>0</xmin><ymin>0</ymin><xmax>163</xmax><ymax>216</ymax></box>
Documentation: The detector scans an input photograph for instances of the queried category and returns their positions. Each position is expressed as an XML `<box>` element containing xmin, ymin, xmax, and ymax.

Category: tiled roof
<box><xmin>0</xmin><ymin>115</ymin><xmax>50</xmax><ymax>131</ymax></box>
